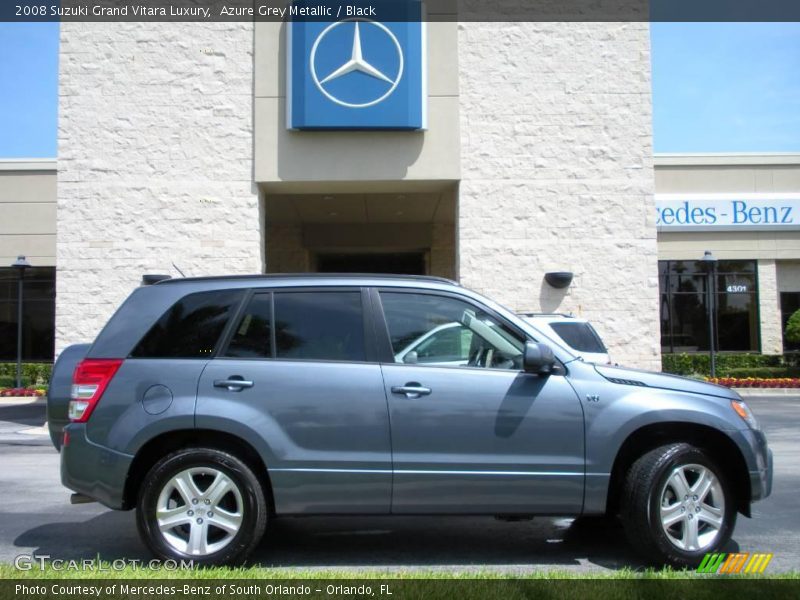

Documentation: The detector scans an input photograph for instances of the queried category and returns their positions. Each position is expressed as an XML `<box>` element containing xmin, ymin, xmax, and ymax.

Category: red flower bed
<box><xmin>0</xmin><ymin>388</ymin><xmax>45</xmax><ymax>397</ymax></box>
<box><xmin>708</xmin><ymin>377</ymin><xmax>800</xmax><ymax>389</ymax></box>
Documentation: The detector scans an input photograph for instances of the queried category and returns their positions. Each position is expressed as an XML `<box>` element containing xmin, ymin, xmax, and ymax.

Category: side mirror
<box><xmin>404</xmin><ymin>350</ymin><xmax>419</xmax><ymax>364</ymax></box>
<box><xmin>523</xmin><ymin>342</ymin><xmax>556</xmax><ymax>375</ymax></box>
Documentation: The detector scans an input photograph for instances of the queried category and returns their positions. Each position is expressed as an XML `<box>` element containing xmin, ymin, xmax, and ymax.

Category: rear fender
<box><xmin>47</xmin><ymin>343</ymin><xmax>91</xmax><ymax>450</ymax></box>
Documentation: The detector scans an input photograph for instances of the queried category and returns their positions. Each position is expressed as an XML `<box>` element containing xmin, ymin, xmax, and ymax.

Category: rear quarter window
<box><xmin>131</xmin><ymin>289</ymin><xmax>243</xmax><ymax>358</ymax></box>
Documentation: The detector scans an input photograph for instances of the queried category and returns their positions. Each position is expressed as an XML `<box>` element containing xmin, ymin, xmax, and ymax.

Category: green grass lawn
<box><xmin>3</xmin><ymin>564</ymin><xmax>798</xmax><ymax>600</ymax></box>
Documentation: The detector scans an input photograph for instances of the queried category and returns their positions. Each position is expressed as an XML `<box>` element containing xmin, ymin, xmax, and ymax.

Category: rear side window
<box><xmin>226</xmin><ymin>293</ymin><xmax>272</xmax><ymax>358</ymax></box>
<box><xmin>549</xmin><ymin>322</ymin><xmax>606</xmax><ymax>353</ymax></box>
<box><xmin>131</xmin><ymin>290</ymin><xmax>242</xmax><ymax>358</ymax></box>
<box><xmin>274</xmin><ymin>292</ymin><xmax>365</xmax><ymax>361</ymax></box>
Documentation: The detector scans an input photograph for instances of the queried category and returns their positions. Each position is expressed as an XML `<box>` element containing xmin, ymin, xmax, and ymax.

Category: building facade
<box><xmin>655</xmin><ymin>154</ymin><xmax>800</xmax><ymax>356</ymax></box>
<box><xmin>0</xmin><ymin>159</ymin><xmax>56</xmax><ymax>364</ymax></box>
<box><xmin>12</xmin><ymin>151</ymin><xmax>798</xmax><ymax>367</ymax></box>
<box><xmin>11</xmin><ymin>23</ymin><xmax>797</xmax><ymax>370</ymax></box>
<box><xmin>49</xmin><ymin>21</ymin><xmax>660</xmax><ymax>368</ymax></box>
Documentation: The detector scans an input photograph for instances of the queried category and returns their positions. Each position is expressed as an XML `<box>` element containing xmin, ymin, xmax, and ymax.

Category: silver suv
<box><xmin>48</xmin><ymin>274</ymin><xmax>772</xmax><ymax>566</ymax></box>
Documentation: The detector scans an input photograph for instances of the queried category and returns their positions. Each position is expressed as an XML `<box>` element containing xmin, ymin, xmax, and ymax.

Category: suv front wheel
<box><xmin>621</xmin><ymin>442</ymin><xmax>735</xmax><ymax>567</ymax></box>
<box><xmin>136</xmin><ymin>448</ymin><xmax>268</xmax><ymax>565</ymax></box>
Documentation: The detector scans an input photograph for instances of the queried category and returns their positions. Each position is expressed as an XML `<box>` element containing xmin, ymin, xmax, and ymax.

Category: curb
<box><xmin>733</xmin><ymin>388</ymin><xmax>799</xmax><ymax>397</ymax></box>
<box><xmin>0</xmin><ymin>396</ymin><xmax>46</xmax><ymax>406</ymax></box>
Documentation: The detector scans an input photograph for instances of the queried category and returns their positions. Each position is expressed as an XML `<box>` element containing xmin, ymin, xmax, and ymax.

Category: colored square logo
<box><xmin>287</xmin><ymin>3</ymin><xmax>426</xmax><ymax>130</ymax></box>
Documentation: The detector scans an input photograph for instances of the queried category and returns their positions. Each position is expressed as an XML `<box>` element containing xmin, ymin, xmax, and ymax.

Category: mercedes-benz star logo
<box><xmin>310</xmin><ymin>20</ymin><xmax>404</xmax><ymax>109</ymax></box>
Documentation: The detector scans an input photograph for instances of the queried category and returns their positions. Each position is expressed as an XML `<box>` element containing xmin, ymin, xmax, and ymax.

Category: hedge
<box><xmin>724</xmin><ymin>366</ymin><xmax>800</xmax><ymax>379</ymax></box>
<box><xmin>0</xmin><ymin>375</ymin><xmax>16</xmax><ymax>388</ymax></box>
<box><xmin>0</xmin><ymin>363</ymin><xmax>53</xmax><ymax>387</ymax></box>
<box><xmin>661</xmin><ymin>353</ymin><xmax>791</xmax><ymax>378</ymax></box>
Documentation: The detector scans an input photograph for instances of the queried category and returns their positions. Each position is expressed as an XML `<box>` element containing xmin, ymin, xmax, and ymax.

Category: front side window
<box><xmin>131</xmin><ymin>289</ymin><xmax>242</xmax><ymax>358</ymax></box>
<box><xmin>274</xmin><ymin>292</ymin><xmax>365</xmax><ymax>362</ymax></box>
<box><xmin>414</xmin><ymin>324</ymin><xmax>474</xmax><ymax>364</ymax></box>
<box><xmin>380</xmin><ymin>292</ymin><xmax>524</xmax><ymax>370</ymax></box>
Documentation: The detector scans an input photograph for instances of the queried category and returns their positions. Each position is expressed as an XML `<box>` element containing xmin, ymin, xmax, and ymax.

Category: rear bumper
<box><xmin>61</xmin><ymin>424</ymin><xmax>133</xmax><ymax>510</ymax></box>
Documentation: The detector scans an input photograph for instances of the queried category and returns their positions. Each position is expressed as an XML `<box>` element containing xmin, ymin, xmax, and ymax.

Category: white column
<box><xmin>758</xmin><ymin>259</ymin><xmax>783</xmax><ymax>354</ymax></box>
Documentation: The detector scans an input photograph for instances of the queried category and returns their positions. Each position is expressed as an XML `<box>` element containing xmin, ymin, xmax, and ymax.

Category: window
<box><xmin>0</xmin><ymin>267</ymin><xmax>55</xmax><ymax>362</ymax></box>
<box><xmin>780</xmin><ymin>292</ymin><xmax>800</xmax><ymax>352</ymax></box>
<box><xmin>414</xmin><ymin>324</ymin><xmax>474</xmax><ymax>364</ymax></box>
<box><xmin>226</xmin><ymin>293</ymin><xmax>272</xmax><ymax>358</ymax></box>
<box><xmin>131</xmin><ymin>290</ymin><xmax>243</xmax><ymax>358</ymax></box>
<box><xmin>380</xmin><ymin>292</ymin><xmax>524</xmax><ymax>370</ymax></box>
<box><xmin>549</xmin><ymin>322</ymin><xmax>606</xmax><ymax>354</ymax></box>
<box><xmin>273</xmin><ymin>292</ymin><xmax>365</xmax><ymax>361</ymax></box>
<box><xmin>659</xmin><ymin>260</ymin><xmax>759</xmax><ymax>353</ymax></box>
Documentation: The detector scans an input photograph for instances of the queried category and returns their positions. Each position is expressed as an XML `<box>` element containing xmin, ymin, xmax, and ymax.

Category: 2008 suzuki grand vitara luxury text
<box><xmin>48</xmin><ymin>275</ymin><xmax>772</xmax><ymax>566</ymax></box>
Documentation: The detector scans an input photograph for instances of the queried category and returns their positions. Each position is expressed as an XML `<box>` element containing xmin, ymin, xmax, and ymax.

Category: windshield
<box><xmin>548</xmin><ymin>322</ymin><xmax>606</xmax><ymax>354</ymax></box>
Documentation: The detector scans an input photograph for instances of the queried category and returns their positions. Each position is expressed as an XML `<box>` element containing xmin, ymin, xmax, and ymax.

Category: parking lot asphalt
<box><xmin>0</xmin><ymin>396</ymin><xmax>797</xmax><ymax>574</ymax></box>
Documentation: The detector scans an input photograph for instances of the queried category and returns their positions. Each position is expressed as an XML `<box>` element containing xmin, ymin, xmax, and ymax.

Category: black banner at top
<box><xmin>3</xmin><ymin>0</ymin><xmax>800</xmax><ymax>22</ymax></box>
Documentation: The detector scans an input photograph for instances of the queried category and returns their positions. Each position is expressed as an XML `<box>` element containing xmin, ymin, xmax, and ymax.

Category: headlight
<box><xmin>731</xmin><ymin>400</ymin><xmax>759</xmax><ymax>430</ymax></box>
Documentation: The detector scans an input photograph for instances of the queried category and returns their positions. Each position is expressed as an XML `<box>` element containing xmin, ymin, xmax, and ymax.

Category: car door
<box><xmin>196</xmin><ymin>288</ymin><xmax>392</xmax><ymax>514</ymax></box>
<box><xmin>374</xmin><ymin>288</ymin><xmax>585</xmax><ymax>515</ymax></box>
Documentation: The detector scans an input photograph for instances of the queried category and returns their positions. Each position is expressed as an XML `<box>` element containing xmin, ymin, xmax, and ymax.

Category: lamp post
<box><xmin>702</xmin><ymin>250</ymin><xmax>718</xmax><ymax>378</ymax></box>
<box><xmin>11</xmin><ymin>255</ymin><xmax>31</xmax><ymax>389</ymax></box>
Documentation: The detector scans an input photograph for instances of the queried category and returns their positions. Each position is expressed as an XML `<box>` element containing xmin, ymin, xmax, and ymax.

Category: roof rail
<box><xmin>518</xmin><ymin>312</ymin><xmax>575</xmax><ymax>318</ymax></box>
<box><xmin>155</xmin><ymin>273</ymin><xmax>460</xmax><ymax>286</ymax></box>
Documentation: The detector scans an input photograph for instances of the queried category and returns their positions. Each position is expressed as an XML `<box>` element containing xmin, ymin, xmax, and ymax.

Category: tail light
<box><xmin>68</xmin><ymin>359</ymin><xmax>123</xmax><ymax>423</ymax></box>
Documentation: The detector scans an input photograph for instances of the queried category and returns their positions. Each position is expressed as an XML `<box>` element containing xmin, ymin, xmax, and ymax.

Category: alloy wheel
<box><xmin>155</xmin><ymin>467</ymin><xmax>244</xmax><ymax>556</ymax></box>
<box><xmin>658</xmin><ymin>463</ymin><xmax>726</xmax><ymax>552</ymax></box>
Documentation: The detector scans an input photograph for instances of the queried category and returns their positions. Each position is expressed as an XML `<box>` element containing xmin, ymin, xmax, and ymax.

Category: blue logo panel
<box><xmin>288</xmin><ymin>2</ymin><xmax>426</xmax><ymax>130</ymax></box>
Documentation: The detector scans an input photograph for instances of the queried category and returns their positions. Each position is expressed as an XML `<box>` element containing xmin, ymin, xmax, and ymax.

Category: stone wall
<box><xmin>56</xmin><ymin>23</ymin><xmax>261</xmax><ymax>353</ymax></box>
<box><xmin>458</xmin><ymin>22</ymin><xmax>660</xmax><ymax>369</ymax></box>
<box><xmin>758</xmin><ymin>259</ymin><xmax>783</xmax><ymax>354</ymax></box>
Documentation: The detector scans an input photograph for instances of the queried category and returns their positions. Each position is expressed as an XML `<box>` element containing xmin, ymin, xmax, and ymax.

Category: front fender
<box><xmin>565</xmin><ymin>366</ymin><xmax>748</xmax><ymax>514</ymax></box>
<box><xmin>585</xmin><ymin>387</ymin><xmax>741</xmax><ymax>476</ymax></box>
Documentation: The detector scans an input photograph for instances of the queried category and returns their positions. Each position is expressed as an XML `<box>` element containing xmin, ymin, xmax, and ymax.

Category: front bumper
<box><xmin>750</xmin><ymin>447</ymin><xmax>773</xmax><ymax>502</ymax></box>
<box><xmin>61</xmin><ymin>423</ymin><xmax>133</xmax><ymax>510</ymax></box>
<box><xmin>734</xmin><ymin>427</ymin><xmax>773</xmax><ymax>503</ymax></box>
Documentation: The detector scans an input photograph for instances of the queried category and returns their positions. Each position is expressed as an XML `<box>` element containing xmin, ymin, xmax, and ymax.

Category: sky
<box><xmin>0</xmin><ymin>22</ymin><xmax>798</xmax><ymax>158</ymax></box>
<box><xmin>651</xmin><ymin>22</ymin><xmax>800</xmax><ymax>153</ymax></box>
<box><xmin>0</xmin><ymin>23</ymin><xmax>58</xmax><ymax>157</ymax></box>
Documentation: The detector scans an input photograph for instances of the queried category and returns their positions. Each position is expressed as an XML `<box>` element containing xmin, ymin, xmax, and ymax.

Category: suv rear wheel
<box><xmin>136</xmin><ymin>448</ymin><xmax>267</xmax><ymax>565</ymax></box>
<box><xmin>621</xmin><ymin>442</ymin><xmax>735</xmax><ymax>567</ymax></box>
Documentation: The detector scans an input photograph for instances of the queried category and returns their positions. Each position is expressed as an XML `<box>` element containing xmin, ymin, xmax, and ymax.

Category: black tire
<box><xmin>620</xmin><ymin>442</ymin><xmax>736</xmax><ymax>567</ymax></box>
<box><xmin>136</xmin><ymin>447</ymin><xmax>268</xmax><ymax>566</ymax></box>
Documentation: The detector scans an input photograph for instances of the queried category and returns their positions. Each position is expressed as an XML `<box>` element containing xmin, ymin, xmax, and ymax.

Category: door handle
<box><xmin>391</xmin><ymin>383</ymin><xmax>432</xmax><ymax>398</ymax></box>
<box><xmin>213</xmin><ymin>378</ymin><xmax>254</xmax><ymax>391</ymax></box>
